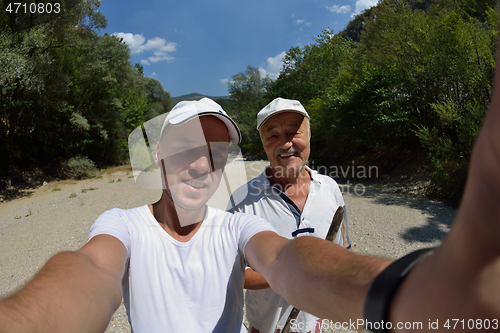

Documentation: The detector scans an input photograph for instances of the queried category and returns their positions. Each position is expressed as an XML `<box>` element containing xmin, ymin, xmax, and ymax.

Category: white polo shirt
<box><xmin>228</xmin><ymin>166</ymin><xmax>350</xmax><ymax>333</ymax></box>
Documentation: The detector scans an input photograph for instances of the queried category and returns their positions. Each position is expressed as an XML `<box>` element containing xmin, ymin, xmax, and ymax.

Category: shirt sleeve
<box><xmin>88</xmin><ymin>208</ymin><xmax>132</xmax><ymax>258</ymax></box>
<box><xmin>233</xmin><ymin>212</ymin><xmax>277</xmax><ymax>265</ymax></box>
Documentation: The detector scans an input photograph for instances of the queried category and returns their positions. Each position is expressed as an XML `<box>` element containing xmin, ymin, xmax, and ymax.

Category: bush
<box><xmin>416</xmin><ymin>100</ymin><xmax>487</xmax><ymax>206</ymax></box>
<box><xmin>60</xmin><ymin>156</ymin><xmax>98</xmax><ymax>179</ymax></box>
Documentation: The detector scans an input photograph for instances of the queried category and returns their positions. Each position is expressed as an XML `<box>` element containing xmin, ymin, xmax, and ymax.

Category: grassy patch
<box><xmin>52</xmin><ymin>188</ymin><xmax>61</xmax><ymax>192</ymax></box>
<box><xmin>69</xmin><ymin>193</ymin><xmax>77</xmax><ymax>198</ymax></box>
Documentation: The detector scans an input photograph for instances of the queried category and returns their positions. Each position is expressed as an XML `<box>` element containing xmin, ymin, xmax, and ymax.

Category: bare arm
<box><xmin>245</xmin><ymin>204</ymin><xmax>350</xmax><ymax>291</ymax></box>
<box><xmin>245</xmin><ymin>231</ymin><xmax>390</xmax><ymax>323</ymax></box>
<box><xmin>244</xmin><ymin>268</ymin><xmax>270</xmax><ymax>290</ymax></box>
<box><xmin>0</xmin><ymin>235</ymin><xmax>127</xmax><ymax>333</ymax></box>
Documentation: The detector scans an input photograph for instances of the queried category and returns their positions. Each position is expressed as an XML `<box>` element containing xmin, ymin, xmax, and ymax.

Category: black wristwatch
<box><xmin>363</xmin><ymin>247</ymin><xmax>434</xmax><ymax>333</ymax></box>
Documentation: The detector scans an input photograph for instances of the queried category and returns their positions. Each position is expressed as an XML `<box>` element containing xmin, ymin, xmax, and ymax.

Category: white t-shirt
<box><xmin>228</xmin><ymin>167</ymin><xmax>349</xmax><ymax>333</ymax></box>
<box><xmin>89</xmin><ymin>205</ymin><xmax>276</xmax><ymax>333</ymax></box>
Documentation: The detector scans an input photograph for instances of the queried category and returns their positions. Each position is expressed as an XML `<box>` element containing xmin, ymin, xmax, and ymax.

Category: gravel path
<box><xmin>0</xmin><ymin>160</ymin><xmax>456</xmax><ymax>332</ymax></box>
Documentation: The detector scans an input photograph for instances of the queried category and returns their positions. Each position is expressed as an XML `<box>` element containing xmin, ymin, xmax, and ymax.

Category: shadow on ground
<box><xmin>336</xmin><ymin>178</ymin><xmax>456</xmax><ymax>244</ymax></box>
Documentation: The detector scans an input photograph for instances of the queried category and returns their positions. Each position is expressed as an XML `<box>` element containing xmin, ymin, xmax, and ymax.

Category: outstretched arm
<box><xmin>244</xmin><ymin>207</ymin><xmax>351</xmax><ymax>291</ymax></box>
<box><xmin>245</xmin><ymin>231</ymin><xmax>390</xmax><ymax>323</ymax></box>
<box><xmin>0</xmin><ymin>235</ymin><xmax>127</xmax><ymax>333</ymax></box>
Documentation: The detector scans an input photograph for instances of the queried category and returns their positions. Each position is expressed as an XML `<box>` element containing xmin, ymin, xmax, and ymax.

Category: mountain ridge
<box><xmin>171</xmin><ymin>93</ymin><xmax>230</xmax><ymax>106</ymax></box>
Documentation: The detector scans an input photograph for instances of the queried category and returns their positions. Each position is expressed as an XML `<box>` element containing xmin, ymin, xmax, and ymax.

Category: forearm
<box><xmin>265</xmin><ymin>236</ymin><xmax>390</xmax><ymax>323</ymax></box>
<box><xmin>0</xmin><ymin>251</ymin><xmax>122</xmax><ymax>333</ymax></box>
<box><xmin>244</xmin><ymin>269</ymin><xmax>270</xmax><ymax>290</ymax></box>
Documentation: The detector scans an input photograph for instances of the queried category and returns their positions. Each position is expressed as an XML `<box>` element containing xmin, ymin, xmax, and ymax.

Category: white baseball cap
<box><xmin>256</xmin><ymin>97</ymin><xmax>309</xmax><ymax>130</ymax></box>
<box><xmin>161</xmin><ymin>97</ymin><xmax>241</xmax><ymax>144</ymax></box>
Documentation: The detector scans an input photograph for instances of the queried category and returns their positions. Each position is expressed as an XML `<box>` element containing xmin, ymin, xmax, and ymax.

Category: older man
<box><xmin>228</xmin><ymin>97</ymin><xmax>351</xmax><ymax>333</ymax></box>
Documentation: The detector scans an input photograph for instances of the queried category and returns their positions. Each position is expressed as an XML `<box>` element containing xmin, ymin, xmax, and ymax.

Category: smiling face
<box><xmin>259</xmin><ymin>111</ymin><xmax>310</xmax><ymax>179</ymax></box>
<box><xmin>157</xmin><ymin>116</ymin><xmax>230</xmax><ymax>212</ymax></box>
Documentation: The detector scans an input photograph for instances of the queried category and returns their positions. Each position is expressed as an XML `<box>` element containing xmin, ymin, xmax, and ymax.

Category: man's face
<box><xmin>158</xmin><ymin>116</ymin><xmax>230</xmax><ymax>211</ymax></box>
<box><xmin>259</xmin><ymin>112</ymin><xmax>310</xmax><ymax>178</ymax></box>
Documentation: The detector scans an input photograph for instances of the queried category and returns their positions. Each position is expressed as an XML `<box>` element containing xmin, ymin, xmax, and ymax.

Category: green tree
<box><xmin>353</xmin><ymin>0</ymin><xmax>497</xmax><ymax>204</ymax></box>
<box><xmin>312</xmin><ymin>64</ymin><xmax>412</xmax><ymax>166</ymax></box>
<box><xmin>226</xmin><ymin>65</ymin><xmax>271</xmax><ymax>153</ymax></box>
<box><xmin>416</xmin><ymin>99</ymin><xmax>488</xmax><ymax>205</ymax></box>
<box><xmin>267</xmin><ymin>32</ymin><xmax>355</xmax><ymax>103</ymax></box>
<box><xmin>0</xmin><ymin>0</ymin><xmax>173</xmax><ymax>181</ymax></box>
<box><xmin>361</xmin><ymin>0</ymin><xmax>497</xmax><ymax>127</ymax></box>
<box><xmin>145</xmin><ymin>77</ymin><xmax>172</xmax><ymax>120</ymax></box>
<box><xmin>0</xmin><ymin>0</ymin><xmax>107</xmax><ymax>173</ymax></box>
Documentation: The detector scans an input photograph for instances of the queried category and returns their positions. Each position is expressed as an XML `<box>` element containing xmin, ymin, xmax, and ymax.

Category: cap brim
<box><xmin>257</xmin><ymin>109</ymin><xmax>309</xmax><ymax>130</ymax></box>
<box><xmin>170</xmin><ymin>111</ymin><xmax>241</xmax><ymax>144</ymax></box>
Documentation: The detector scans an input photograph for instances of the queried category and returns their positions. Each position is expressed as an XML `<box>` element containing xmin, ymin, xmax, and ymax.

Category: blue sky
<box><xmin>98</xmin><ymin>0</ymin><xmax>378</xmax><ymax>97</ymax></box>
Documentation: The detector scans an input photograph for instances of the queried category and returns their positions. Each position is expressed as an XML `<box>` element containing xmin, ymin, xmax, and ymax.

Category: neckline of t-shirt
<box><xmin>142</xmin><ymin>204</ymin><xmax>214</xmax><ymax>247</ymax></box>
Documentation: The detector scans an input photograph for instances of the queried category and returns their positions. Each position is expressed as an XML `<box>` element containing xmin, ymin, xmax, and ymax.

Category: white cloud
<box><xmin>221</xmin><ymin>52</ymin><xmax>286</xmax><ymax>90</ymax></box>
<box><xmin>326</xmin><ymin>4</ymin><xmax>351</xmax><ymax>14</ymax></box>
<box><xmin>113</xmin><ymin>32</ymin><xmax>145</xmax><ymax>54</ymax></box>
<box><xmin>138</xmin><ymin>37</ymin><xmax>177</xmax><ymax>54</ymax></box>
<box><xmin>259</xmin><ymin>51</ymin><xmax>286</xmax><ymax>80</ymax></box>
<box><xmin>113</xmin><ymin>32</ymin><xmax>177</xmax><ymax>65</ymax></box>
<box><xmin>353</xmin><ymin>0</ymin><xmax>379</xmax><ymax>16</ymax></box>
<box><xmin>257</xmin><ymin>67</ymin><xmax>269</xmax><ymax>79</ymax></box>
<box><xmin>151</xmin><ymin>72</ymin><xmax>156</xmax><ymax>76</ymax></box>
<box><xmin>294</xmin><ymin>19</ymin><xmax>312</xmax><ymax>27</ymax></box>
<box><xmin>267</xmin><ymin>51</ymin><xmax>286</xmax><ymax>74</ymax></box>
<box><xmin>147</xmin><ymin>50</ymin><xmax>175</xmax><ymax>63</ymax></box>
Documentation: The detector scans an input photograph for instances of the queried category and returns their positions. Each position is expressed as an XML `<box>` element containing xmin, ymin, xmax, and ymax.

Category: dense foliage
<box><xmin>227</xmin><ymin>0</ymin><xmax>498</xmax><ymax>205</ymax></box>
<box><xmin>0</xmin><ymin>0</ymin><xmax>171</xmax><ymax>181</ymax></box>
<box><xmin>226</xmin><ymin>65</ymin><xmax>271</xmax><ymax>153</ymax></box>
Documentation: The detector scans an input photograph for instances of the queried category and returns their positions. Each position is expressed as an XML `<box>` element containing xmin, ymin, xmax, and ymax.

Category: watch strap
<box><xmin>363</xmin><ymin>247</ymin><xmax>434</xmax><ymax>332</ymax></box>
